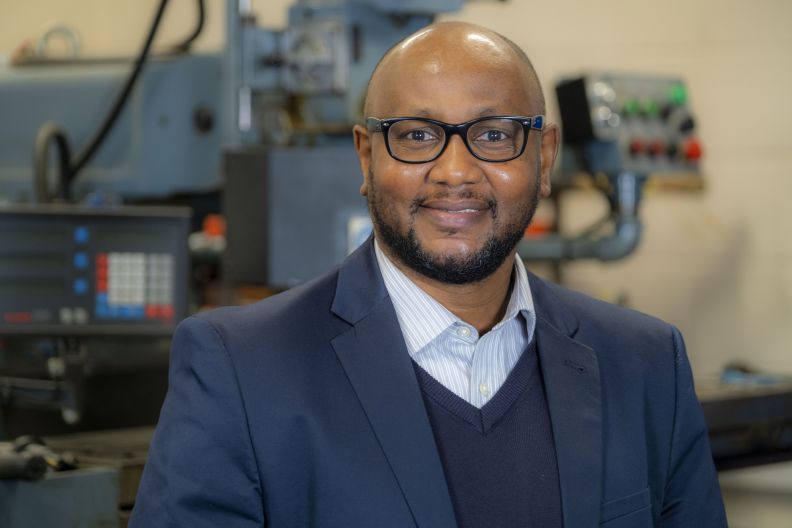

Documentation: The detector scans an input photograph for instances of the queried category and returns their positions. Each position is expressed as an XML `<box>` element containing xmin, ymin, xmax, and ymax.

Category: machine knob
<box><xmin>629</xmin><ymin>139</ymin><xmax>644</xmax><ymax>156</ymax></box>
<box><xmin>666</xmin><ymin>143</ymin><xmax>679</xmax><ymax>158</ymax></box>
<box><xmin>194</xmin><ymin>107</ymin><xmax>215</xmax><ymax>134</ymax></box>
<box><xmin>679</xmin><ymin>116</ymin><xmax>696</xmax><ymax>133</ymax></box>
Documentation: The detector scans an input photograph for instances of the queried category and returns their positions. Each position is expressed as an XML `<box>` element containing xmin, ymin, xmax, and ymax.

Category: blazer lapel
<box><xmin>532</xmin><ymin>276</ymin><xmax>603</xmax><ymax>528</ymax></box>
<box><xmin>330</xmin><ymin>240</ymin><xmax>457</xmax><ymax>528</ymax></box>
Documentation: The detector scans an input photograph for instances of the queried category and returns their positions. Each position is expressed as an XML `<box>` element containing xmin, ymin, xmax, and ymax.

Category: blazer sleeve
<box><xmin>129</xmin><ymin>315</ymin><xmax>265</xmax><ymax>527</ymax></box>
<box><xmin>660</xmin><ymin>326</ymin><xmax>727</xmax><ymax>527</ymax></box>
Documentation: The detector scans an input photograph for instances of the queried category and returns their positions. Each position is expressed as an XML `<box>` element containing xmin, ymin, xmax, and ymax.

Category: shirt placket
<box><xmin>466</xmin><ymin>327</ymin><xmax>497</xmax><ymax>408</ymax></box>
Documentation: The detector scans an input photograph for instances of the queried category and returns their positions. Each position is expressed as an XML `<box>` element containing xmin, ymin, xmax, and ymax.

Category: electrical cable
<box><xmin>32</xmin><ymin>123</ymin><xmax>72</xmax><ymax>202</ymax></box>
<box><xmin>68</xmin><ymin>0</ymin><xmax>170</xmax><ymax>180</ymax></box>
<box><xmin>171</xmin><ymin>0</ymin><xmax>205</xmax><ymax>53</ymax></box>
<box><xmin>31</xmin><ymin>0</ymin><xmax>171</xmax><ymax>202</ymax></box>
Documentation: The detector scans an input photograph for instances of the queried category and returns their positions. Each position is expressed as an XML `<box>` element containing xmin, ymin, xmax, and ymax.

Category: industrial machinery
<box><xmin>555</xmin><ymin>73</ymin><xmax>702</xmax><ymax>177</ymax></box>
<box><xmin>517</xmin><ymin>73</ymin><xmax>703</xmax><ymax>263</ymax></box>
<box><xmin>0</xmin><ymin>205</ymin><xmax>189</xmax><ymax>336</ymax></box>
<box><xmin>0</xmin><ymin>55</ymin><xmax>223</xmax><ymax>202</ymax></box>
<box><xmin>225</xmin><ymin>0</ymin><xmax>464</xmax><ymax>147</ymax></box>
<box><xmin>0</xmin><ymin>205</ymin><xmax>189</xmax><ymax>437</ymax></box>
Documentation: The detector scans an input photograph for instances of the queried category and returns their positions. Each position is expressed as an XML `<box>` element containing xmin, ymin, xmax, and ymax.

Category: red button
<box><xmin>145</xmin><ymin>306</ymin><xmax>158</xmax><ymax>319</ymax></box>
<box><xmin>648</xmin><ymin>141</ymin><xmax>666</xmax><ymax>157</ymax></box>
<box><xmin>629</xmin><ymin>139</ymin><xmax>644</xmax><ymax>156</ymax></box>
<box><xmin>160</xmin><ymin>305</ymin><xmax>174</xmax><ymax>320</ymax></box>
<box><xmin>684</xmin><ymin>139</ymin><xmax>703</xmax><ymax>161</ymax></box>
<box><xmin>4</xmin><ymin>312</ymin><xmax>33</xmax><ymax>324</ymax></box>
<box><xmin>96</xmin><ymin>253</ymin><xmax>108</xmax><ymax>265</ymax></box>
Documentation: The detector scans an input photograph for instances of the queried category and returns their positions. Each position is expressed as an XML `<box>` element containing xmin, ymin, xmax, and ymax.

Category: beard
<box><xmin>367</xmin><ymin>168</ymin><xmax>541</xmax><ymax>285</ymax></box>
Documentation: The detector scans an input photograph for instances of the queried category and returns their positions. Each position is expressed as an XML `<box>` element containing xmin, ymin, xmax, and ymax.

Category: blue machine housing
<box><xmin>0</xmin><ymin>54</ymin><xmax>223</xmax><ymax>201</ymax></box>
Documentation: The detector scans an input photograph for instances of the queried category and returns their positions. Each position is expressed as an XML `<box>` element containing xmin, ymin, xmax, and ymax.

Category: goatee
<box><xmin>366</xmin><ymin>169</ymin><xmax>541</xmax><ymax>284</ymax></box>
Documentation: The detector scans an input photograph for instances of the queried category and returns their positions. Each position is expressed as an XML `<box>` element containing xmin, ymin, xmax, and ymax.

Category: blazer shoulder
<box><xmin>530</xmin><ymin>273</ymin><xmax>678</xmax><ymax>366</ymax></box>
<box><xmin>534</xmin><ymin>274</ymin><xmax>670</xmax><ymax>331</ymax></box>
<box><xmin>188</xmin><ymin>267</ymin><xmax>345</xmax><ymax>348</ymax></box>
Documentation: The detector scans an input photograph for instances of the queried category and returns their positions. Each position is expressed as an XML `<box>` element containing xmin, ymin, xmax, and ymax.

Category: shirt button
<box><xmin>456</xmin><ymin>326</ymin><xmax>471</xmax><ymax>338</ymax></box>
<box><xmin>479</xmin><ymin>383</ymin><xmax>490</xmax><ymax>397</ymax></box>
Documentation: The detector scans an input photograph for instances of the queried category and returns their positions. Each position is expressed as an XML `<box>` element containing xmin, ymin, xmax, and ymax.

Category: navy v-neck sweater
<box><xmin>413</xmin><ymin>339</ymin><xmax>564</xmax><ymax>528</ymax></box>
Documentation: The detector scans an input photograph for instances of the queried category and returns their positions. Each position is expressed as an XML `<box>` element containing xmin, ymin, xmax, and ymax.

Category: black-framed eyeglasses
<box><xmin>365</xmin><ymin>115</ymin><xmax>544</xmax><ymax>164</ymax></box>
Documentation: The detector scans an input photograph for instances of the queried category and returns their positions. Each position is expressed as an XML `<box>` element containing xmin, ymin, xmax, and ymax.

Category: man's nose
<box><xmin>428</xmin><ymin>135</ymin><xmax>484</xmax><ymax>186</ymax></box>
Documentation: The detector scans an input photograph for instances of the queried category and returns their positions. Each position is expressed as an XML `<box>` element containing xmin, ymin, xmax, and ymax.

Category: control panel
<box><xmin>0</xmin><ymin>205</ymin><xmax>189</xmax><ymax>336</ymax></box>
<box><xmin>556</xmin><ymin>73</ymin><xmax>702</xmax><ymax>176</ymax></box>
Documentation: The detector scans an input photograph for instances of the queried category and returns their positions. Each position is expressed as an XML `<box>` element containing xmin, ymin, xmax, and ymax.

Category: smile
<box><xmin>420</xmin><ymin>198</ymin><xmax>491</xmax><ymax>212</ymax></box>
<box><xmin>419</xmin><ymin>199</ymin><xmax>493</xmax><ymax>230</ymax></box>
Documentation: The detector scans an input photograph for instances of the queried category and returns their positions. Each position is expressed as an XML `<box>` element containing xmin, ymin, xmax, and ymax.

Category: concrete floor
<box><xmin>720</xmin><ymin>461</ymin><xmax>792</xmax><ymax>528</ymax></box>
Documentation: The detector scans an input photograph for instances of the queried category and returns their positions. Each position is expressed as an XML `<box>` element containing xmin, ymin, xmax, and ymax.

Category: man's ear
<box><xmin>538</xmin><ymin>122</ymin><xmax>560</xmax><ymax>198</ymax></box>
<box><xmin>353</xmin><ymin>124</ymin><xmax>371</xmax><ymax>196</ymax></box>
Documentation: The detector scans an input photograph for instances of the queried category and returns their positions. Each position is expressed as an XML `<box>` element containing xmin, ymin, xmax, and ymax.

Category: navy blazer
<box><xmin>131</xmin><ymin>238</ymin><xmax>726</xmax><ymax>527</ymax></box>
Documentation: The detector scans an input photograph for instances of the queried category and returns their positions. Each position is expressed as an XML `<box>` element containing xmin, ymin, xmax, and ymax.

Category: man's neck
<box><xmin>384</xmin><ymin>247</ymin><xmax>517</xmax><ymax>335</ymax></box>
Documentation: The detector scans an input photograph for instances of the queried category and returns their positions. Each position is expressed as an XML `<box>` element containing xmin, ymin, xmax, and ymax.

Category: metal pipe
<box><xmin>518</xmin><ymin>172</ymin><xmax>644</xmax><ymax>262</ymax></box>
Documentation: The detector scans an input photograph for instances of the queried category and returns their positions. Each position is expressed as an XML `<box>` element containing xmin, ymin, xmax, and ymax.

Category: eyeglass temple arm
<box><xmin>365</xmin><ymin>118</ymin><xmax>384</xmax><ymax>133</ymax></box>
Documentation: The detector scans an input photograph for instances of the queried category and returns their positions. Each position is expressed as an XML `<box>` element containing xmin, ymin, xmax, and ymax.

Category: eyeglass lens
<box><xmin>387</xmin><ymin>118</ymin><xmax>526</xmax><ymax>162</ymax></box>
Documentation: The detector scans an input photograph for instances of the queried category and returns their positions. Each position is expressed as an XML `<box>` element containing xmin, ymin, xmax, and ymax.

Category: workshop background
<box><xmin>5</xmin><ymin>0</ymin><xmax>788</xmax><ymax>378</ymax></box>
<box><xmin>1</xmin><ymin>0</ymin><xmax>791</xmax><ymax>526</ymax></box>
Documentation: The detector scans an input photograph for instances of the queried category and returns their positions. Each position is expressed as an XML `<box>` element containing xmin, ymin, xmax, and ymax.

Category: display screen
<box><xmin>0</xmin><ymin>225</ymin><xmax>69</xmax><ymax>246</ymax></box>
<box><xmin>0</xmin><ymin>206</ymin><xmax>188</xmax><ymax>335</ymax></box>
<box><xmin>0</xmin><ymin>254</ymin><xmax>69</xmax><ymax>276</ymax></box>
<box><xmin>0</xmin><ymin>280</ymin><xmax>68</xmax><ymax>297</ymax></box>
<box><xmin>93</xmin><ymin>228</ymin><xmax>174</xmax><ymax>248</ymax></box>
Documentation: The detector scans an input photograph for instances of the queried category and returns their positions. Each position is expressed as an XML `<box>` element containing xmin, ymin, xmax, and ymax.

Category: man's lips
<box><xmin>418</xmin><ymin>199</ymin><xmax>493</xmax><ymax>229</ymax></box>
<box><xmin>420</xmin><ymin>199</ymin><xmax>491</xmax><ymax>213</ymax></box>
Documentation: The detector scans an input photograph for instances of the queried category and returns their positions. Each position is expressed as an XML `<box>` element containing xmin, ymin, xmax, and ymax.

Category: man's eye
<box><xmin>476</xmin><ymin>129</ymin><xmax>510</xmax><ymax>142</ymax></box>
<box><xmin>400</xmin><ymin>129</ymin><xmax>437</xmax><ymax>142</ymax></box>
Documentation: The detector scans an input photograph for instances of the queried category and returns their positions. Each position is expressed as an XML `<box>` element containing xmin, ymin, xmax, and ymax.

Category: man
<box><xmin>131</xmin><ymin>22</ymin><xmax>726</xmax><ymax>527</ymax></box>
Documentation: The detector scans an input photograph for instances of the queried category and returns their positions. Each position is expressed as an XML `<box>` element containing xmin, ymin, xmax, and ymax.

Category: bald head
<box><xmin>363</xmin><ymin>22</ymin><xmax>545</xmax><ymax>118</ymax></box>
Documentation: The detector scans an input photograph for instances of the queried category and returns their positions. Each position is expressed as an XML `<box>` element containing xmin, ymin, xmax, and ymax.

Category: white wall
<box><xmin>2</xmin><ymin>0</ymin><xmax>791</xmax><ymax>377</ymax></box>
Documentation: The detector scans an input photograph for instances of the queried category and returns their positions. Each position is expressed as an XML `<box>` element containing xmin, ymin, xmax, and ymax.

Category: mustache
<box><xmin>409</xmin><ymin>191</ymin><xmax>497</xmax><ymax>216</ymax></box>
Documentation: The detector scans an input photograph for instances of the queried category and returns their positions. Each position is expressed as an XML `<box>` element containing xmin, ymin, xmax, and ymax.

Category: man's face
<box><xmin>355</xmin><ymin>37</ymin><xmax>556</xmax><ymax>284</ymax></box>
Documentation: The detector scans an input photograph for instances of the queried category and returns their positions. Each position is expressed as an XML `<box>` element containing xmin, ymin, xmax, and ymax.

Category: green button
<box><xmin>643</xmin><ymin>99</ymin><xmax>659</xmax><ymax>117</ymax></box>
<box><xmin>624</xmin><ymin>99</ymin><xmax>640</xmax><ymax>116</ymax></box>
<box><xmin>669</xmin><ymin>83</ymin><xmax>687</xmax><ymax>105</ymax></box>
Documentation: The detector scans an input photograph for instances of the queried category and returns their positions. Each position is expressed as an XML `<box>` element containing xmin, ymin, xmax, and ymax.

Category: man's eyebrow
<box><xmin>410</xmin><ymin>109</ymin><xmax>433</xmax><ymax>117</ymax></box>
<box><xmin>472</xmin><ymin>107</ymin><xmax>499</xmax><ymax>116</ymax></box>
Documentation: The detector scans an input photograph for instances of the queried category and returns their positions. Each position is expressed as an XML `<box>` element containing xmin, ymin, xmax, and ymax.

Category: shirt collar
<box><xmin>374</xmin><ymin>240</ymin><xmax>536</xmax><ymax>357</ymax></box>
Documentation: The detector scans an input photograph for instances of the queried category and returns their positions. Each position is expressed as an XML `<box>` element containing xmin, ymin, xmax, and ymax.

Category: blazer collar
<box><xmin>530</xmin><ymin>271</ymin><xmax>603</xmax><ymax>528</ymax></box>
<box><xmin>527</xmin><ymin>271</ymin><xmax>581</xmax><ymax>338</ymax></box>
<box><xmin>330</xmin><ymin>238</ymin><xmax>458</xmax><ymax>528</ymax></box>
<box><xmin>331</xmin><ymin>236</ymin><xmax>389</xmax><ymax>325</ymax></box>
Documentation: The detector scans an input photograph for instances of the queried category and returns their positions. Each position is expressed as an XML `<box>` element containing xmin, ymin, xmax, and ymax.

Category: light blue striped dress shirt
<box><xmin>374</xmin><ymin>241</ymin><xmax>537</xmax><ymax>408</ymax></box>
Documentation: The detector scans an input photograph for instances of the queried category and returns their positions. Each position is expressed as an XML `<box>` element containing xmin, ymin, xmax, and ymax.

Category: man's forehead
<box><xmin>384</xmin><ymin>25</ymin><xmax>520</xmax><ymax>75</ymax></box>
<box><xmin>364</xmin><ymin>23</ymin><xmax>541</xmax><ymax>117</ymax></box>
<box><xmin>367</xmin><ymin>52</ymin><xmax>535</xmax><ymax>118</ymax></box>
